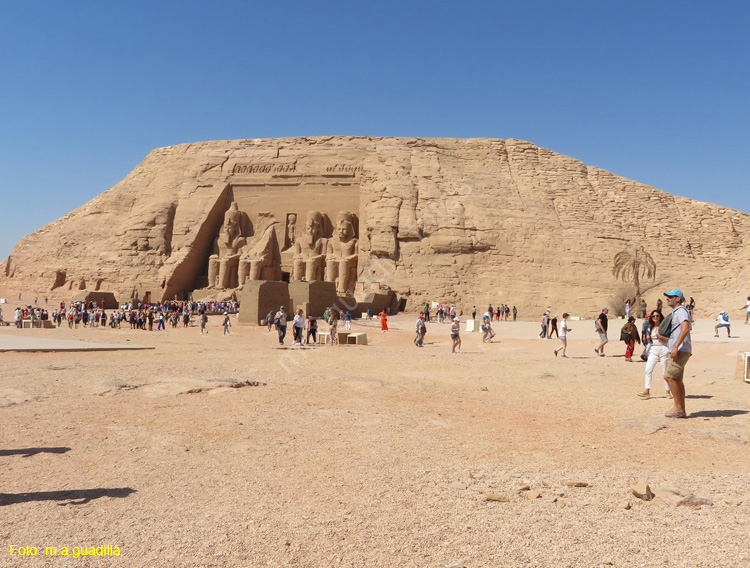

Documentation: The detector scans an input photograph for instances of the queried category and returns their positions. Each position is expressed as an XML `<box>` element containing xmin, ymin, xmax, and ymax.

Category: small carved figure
<box><xmin>285</xmin><ymin>213</ymin><xmax>297</xmax><ymax>250</ymax></box>
<box><xmin>292</xmin><ymin>211</ymin><xmax>325</xmax><ymax>282</ymax></box>
<box><xmin>325</xmin><ymin>211</ymin><xmax>358</xmax><ymax>295</ymax></box>
<box><xmin>207</xmin><ymin>202</ymin><xmax>247</xmax><ymax>289</ymax></box>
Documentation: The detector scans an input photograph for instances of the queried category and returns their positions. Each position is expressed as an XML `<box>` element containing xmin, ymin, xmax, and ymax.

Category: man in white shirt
<box><xmin>742</xmin><ymin>297</ymin><xmax>750</xmax><ymax>324</ymax></box>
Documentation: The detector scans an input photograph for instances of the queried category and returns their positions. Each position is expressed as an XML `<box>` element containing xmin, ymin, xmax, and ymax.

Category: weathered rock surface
<box><xmin>3</xmin><ymin>136</ymin><xmax>749</xmax><ymax>313</ymax></box>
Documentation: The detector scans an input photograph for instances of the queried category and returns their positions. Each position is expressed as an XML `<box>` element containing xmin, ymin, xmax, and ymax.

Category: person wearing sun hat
<box><xmin>662</xmin><ymin>289</ymin><xmax>691</xmax><ymax>418</ymax></box>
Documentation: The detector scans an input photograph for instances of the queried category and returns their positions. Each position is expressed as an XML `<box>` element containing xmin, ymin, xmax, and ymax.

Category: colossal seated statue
<box><xmin>325</xmin><ymin>211</ymin><xmax>358</xmax><ymax>295</ymax></box>
<box><xmin>207</xmin><ymin>202</ymin><xmax>246</xmax><ymax>289</ymax></box>
<box><xmin>239</xmin><ymin>224</ymin><xmax>277</xmax><ymax>283</ymax></box>
<box><xmin>292</xmin><ymin>211</ymin><xmax>325</xmax><ymax>282</ymax></box>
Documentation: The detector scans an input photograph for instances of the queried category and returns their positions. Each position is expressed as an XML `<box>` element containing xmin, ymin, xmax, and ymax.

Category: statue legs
<box><xmin>217</xmin><ymin>254</ymin><xmax>240</xmax><ymax>289</ymax></box>
<box><xmin>336</xmin><ymin>259</ymin><xmax>357</xmax><ymax>295</ymax></box>
<box><xmin>207</xmin><ymin>256</ymin><xmax>220</xmax><ymax>288</ymax></box>
<box><xmin>306</xmin><ymin>257</ymin><xmax>324</xmax><ymax>282</ymax></box>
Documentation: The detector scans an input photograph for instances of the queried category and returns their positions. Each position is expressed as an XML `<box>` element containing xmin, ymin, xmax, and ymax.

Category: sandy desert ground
<box><xmin>1</xmin><ymin>297</ymin><xmax>750</xmax><ymax>567</ymax></box>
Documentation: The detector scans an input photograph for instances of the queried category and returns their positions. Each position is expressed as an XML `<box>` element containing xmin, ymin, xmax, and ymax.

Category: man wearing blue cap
<box><xmin>662</xmin><ymin>289</ymin><xmax>692</xmax><ymax>418</ymax></box>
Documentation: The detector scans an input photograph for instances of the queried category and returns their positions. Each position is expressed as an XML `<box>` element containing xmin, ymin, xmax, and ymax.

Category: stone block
<box><xmin>237</xmin><ymin>281</ymin><xmax>290</xmax><ymax>325</ymax></box>
<box><xmin>346</xmin><ymin>332</ymin><xmax>367</xmax><ymax>345</ymax></box>
<box><xmin>288</xmin><ymin>280</ymin><xmax>338</xmax><ymax>318</ymax></box>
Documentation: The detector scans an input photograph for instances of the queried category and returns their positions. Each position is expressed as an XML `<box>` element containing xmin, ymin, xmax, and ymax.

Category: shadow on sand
<box><xmin>689</xmin><ymin>409</ymin><xmax>749</xmax><ymax>419</ymax></box>
<box><xmin>0</xmin><ymin>447</ymin><xmax>71</xmax><ymax>458</ymax></box>
<box><xmin>0</xmin><ymin>488</ymin><xmax>137</xmax><ymax>506</ymax></box>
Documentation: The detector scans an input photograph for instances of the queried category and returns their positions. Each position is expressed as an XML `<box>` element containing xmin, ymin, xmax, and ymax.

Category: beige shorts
<box><xmin>665</xmin><ymin>351</ymin><xmax>691</xmax><ymax>381</ymax></box>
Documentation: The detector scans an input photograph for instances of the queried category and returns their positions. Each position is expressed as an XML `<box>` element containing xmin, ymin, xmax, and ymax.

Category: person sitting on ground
<box><xmin>621</xmin><ymin>316</ymin><xmax>641</xmax><ymax>362</ymax></box>
<box><xmin>714</xmin><ymin>310</ymin><xmax>731</xmax><ymax>337</ymax></box>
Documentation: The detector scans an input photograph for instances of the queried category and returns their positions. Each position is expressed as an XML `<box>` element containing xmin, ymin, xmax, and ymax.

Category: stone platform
<box><xmin>0</xmin><ymin>333</ymin><xmax>154</xmax><ymax>352</ymax></box>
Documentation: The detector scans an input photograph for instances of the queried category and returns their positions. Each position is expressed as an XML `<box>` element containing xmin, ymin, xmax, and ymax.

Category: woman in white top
<box><xmin>554</xmin><ymin>313</ymin><xmax>571</xmax><ymax>357</ymax></box>
<box><xmin>292</xmin><ymin>309</ymin><xmax>306</xmax><ymax>345</ymax></box>
<box><xmin>638</xmin><ymin>311</ymin><xmax>672</xmax><ymax>399</ymax></box>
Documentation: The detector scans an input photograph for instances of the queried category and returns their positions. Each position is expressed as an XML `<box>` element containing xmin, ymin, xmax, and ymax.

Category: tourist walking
<box><xmin>638</xmin><ymin>310</ymin><xmax>671</xmax><ymax>399</ymax></box>
<box><xmin>380</xmin><ymin>310</ymin><xmax>388</xmax><ymax>332</ymax></box>
<box><xmin>266</xmin><ymin>311</ymin><xmax>273</xmax><ymax>331</ymax></box>
<box><xmin>329</xmin><ymin>308</ymin><xmax>339</xmax><ymax>344</ymax></box>
<box><xmin>344</xmin><ymin>310</ymin><xmax>352</xmax><ymax>330</ymax></box>
<box><xmin>620</xmin><ymin>316</ymin><xmax>641</xmax><ymax>362</ymax></box>
<box><xmin>414</xmin><ymin>313</ymin><xmax>426</xmax><ymax>347</ymax></box>
<box><xmin>199</xmin><ymin>310</ymin><xmax>208</xmax><ymax>334</ymax></box>
<box><xmin>292</xmin><ymin>309</ymin><xmax>305</xmax><ymax>345</ymax></box>
<box><xmin>662</xmin><ymin>289</ymin><xmax>692</xmax><ymax>418</ymax></box>
<box><xmin>742</xmin><ymin>296</ymin><xmax>750</xmax><ymax>324</ymax></box>
<box><xmin>450</xmin><ymin>317</ymin><xmax>461</xmax><ymax>353</ymax></box>
<box><xmin>594</xmin><ymin>307</ymin><xmax>609</xmax><ymax>356</ymax></box>
<box><xmin>222</xmin><ymin>312</ymin><xmax>232</xmax><ymax>335</ymax></box>
<box><xmin>554</xmin><ymin>313</ymin><xmax>571</xmax><ymax>357</ymax></box>
<box><xmin>512</xmin><ymin>306</ymin><xmax>517</xmax><ymax>321</ymax></box>
<box><xmin>548</xmin><ymin>314</ymin><xmax>559</xmax><ymax>338</ymax></box>
<box><xmin>481</xmin><ymin>315</ymin><xmax>495</xmax><ymax>342</ymax></box>
<box><xmin>306</xmin><ymin>314</ymin><xmax>318</xmax><ymax>344</ymax></box>
<box><xmin>539</xmin><ymin>311</ymin><xmax>549</xmax><ymax>338</ymax></box>
<box><xmin>274</xmin><ymin>306</ymin><xmax>287</xmax><ymax>345</ymax></box>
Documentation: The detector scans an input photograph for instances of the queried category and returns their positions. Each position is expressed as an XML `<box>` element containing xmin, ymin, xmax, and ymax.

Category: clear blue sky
<box><xmin>1</xmin><ymin>1</ymin><xmax>748</xmax><ymax>260</ymax></box>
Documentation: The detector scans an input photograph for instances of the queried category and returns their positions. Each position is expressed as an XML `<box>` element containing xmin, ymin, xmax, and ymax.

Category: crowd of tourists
<box><xmin>8</xmin><ymin>299</ymin><xmax>239</xmax><ymax>331</ymax></box>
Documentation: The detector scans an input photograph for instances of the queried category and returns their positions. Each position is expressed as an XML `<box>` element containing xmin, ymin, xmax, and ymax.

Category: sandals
<box><xmin>666</xmin><ymin>392</ymin><xmax>673</xmax><ymax>399</ymax></box>
<box><xmin>637</xmin><ymin>391</ymin><xmax>650</xmax><ymax>399</ymax></box>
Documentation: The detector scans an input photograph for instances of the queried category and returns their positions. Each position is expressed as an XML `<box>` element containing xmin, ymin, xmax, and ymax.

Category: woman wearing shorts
<box><xmin>451</xmin><ymin>317</ymin><xmax>461</xmax><ymax>353</ymax></box>
<box><xmin>554</xmin><ymin>313</ymin><xmax>571</xmax><ymax>357</ymax></box>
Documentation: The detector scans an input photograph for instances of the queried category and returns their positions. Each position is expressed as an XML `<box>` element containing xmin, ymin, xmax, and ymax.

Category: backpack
<box><xmin>658</xmin><ymin>306</ymin><xmax>688</xmax><ymax>337</ymax></box>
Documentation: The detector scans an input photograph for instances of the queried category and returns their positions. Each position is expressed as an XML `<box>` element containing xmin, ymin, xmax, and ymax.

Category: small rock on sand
<box><xmin>631</xmin><ymin>481</ymin><xmax>654</xmax><ymax>501</ymax></box>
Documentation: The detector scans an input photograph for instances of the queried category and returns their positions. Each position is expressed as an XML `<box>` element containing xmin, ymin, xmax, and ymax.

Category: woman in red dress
<box><xmin>380</xmin><ymin>310</ymin><xmax>388</xmax><ymax>332</ymax></box>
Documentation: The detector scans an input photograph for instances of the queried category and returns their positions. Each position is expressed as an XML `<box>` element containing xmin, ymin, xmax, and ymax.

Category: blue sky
<box><xmin>1</xmin><ymin>1</ymin><xmax>748</xmax><ymax>260</ymax></box>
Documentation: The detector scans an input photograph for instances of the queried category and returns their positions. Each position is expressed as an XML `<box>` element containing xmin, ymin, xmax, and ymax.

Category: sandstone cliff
<box><xmin>2</xmin><ymin>136</ymin><xmax>748</xmax><ymax>316</ymax></box>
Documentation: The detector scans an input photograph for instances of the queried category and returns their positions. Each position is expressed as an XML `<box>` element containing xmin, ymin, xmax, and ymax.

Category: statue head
<box><xmin>305</xmin><ymin>211</ymin><xmax>323</xmax><ymax>238</ymax></box>
<box><xmin>335</xmin><ymin>211</ymin><xmax>355</xmax><ymax>240</ymax></box>
<box><xmin>222</xmin><ymin>202</ymin><xmax>241</xmax><ymax>239</ymax></box>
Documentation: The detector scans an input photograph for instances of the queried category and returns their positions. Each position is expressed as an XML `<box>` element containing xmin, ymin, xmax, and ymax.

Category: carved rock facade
<box><xmin>2</xmin><ymin>137</ymin><xmax>749</xmax><ymax>314</ymax></box>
